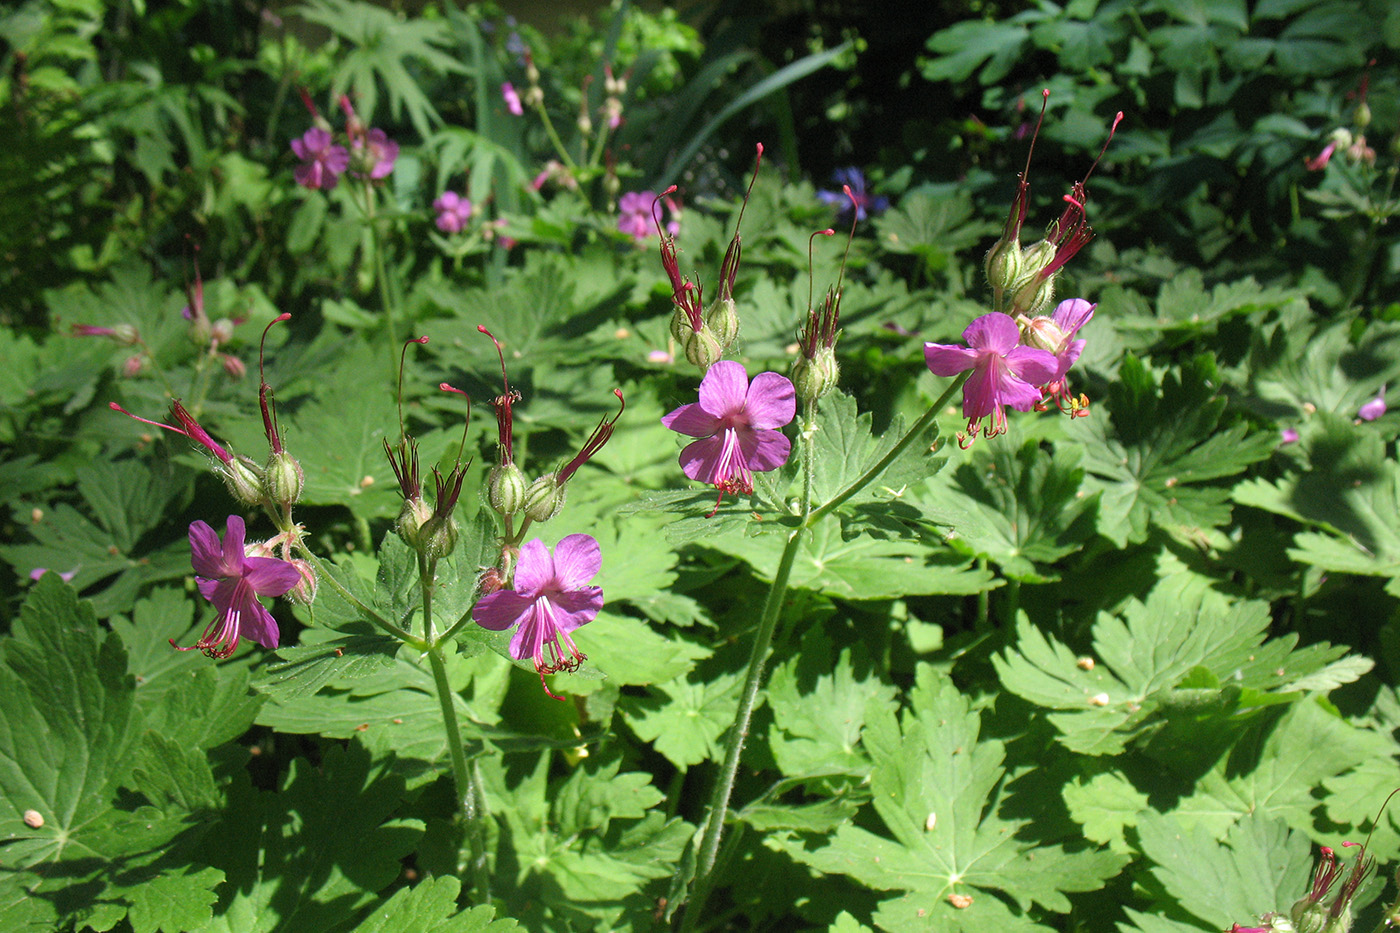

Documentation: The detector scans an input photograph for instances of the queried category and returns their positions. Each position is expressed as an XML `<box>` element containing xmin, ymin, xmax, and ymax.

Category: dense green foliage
<box><xmin>2</xmin><ymin>1</ymin><xmax>1400</xmax><ymax>931</ymax></box>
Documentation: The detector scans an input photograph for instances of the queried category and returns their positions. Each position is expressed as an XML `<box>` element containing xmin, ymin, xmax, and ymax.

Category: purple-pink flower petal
<box><xmin>745</xmin><ymin>371</ymin><xmax>797</xmax><ymax>429</ymax></box>
<box><xmin>661</xmin><ymin>401</ymin><xmax>720</xmax><ymax>438</ymax></box>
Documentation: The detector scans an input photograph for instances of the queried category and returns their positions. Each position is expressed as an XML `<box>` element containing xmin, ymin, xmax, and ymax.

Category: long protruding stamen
<box><xmin>557</xmin><ymin>389</ymin><xmax>625</xmax><ymax>484</ymax></box>
<box><xmin>479</xmin><ymin>325</ymin><xmax>520</xmax><ymax>463</ymax></box>
<box><xmin>439</xmin><ymin>382</ymin><xmax>473</xmax><ymax>467</ymax></box>
<box><xmin>258</xmin><ymin>314</ymin><xmax>292</xmax><ymax>454</ymax></box>
<box><xmin>397</xmin><ymin>336</ymin><xmax>429</xmax><ymax>442</ymax></box>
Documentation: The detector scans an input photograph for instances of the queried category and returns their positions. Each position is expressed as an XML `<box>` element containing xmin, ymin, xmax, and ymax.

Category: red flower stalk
<box><xmin>111</xmin><ymin>400</ymin><xmax>233</xmax><ymax>465</ymax></box>
<box><xmin>557</xmin><ymin>389</ymin><xmax>625</xmax><ymax>485</ymax></box>
<box><xmin>1040</xmin><ymin>111</ymin><xmax>1123</xmax><ymax>279</ymax></box>
<box><xmin>480</xmin><ymin>326</ymin><xmax>521</xmax><ymax>464</ymax></box>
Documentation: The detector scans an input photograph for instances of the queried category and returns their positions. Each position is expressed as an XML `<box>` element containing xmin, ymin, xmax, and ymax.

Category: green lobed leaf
<box><xmin>771</xmin><ymin>670</ymin><xmax>1127</xmax><ymax>927</ymax></box>
<box><xmin>345</xmin><ymin>877</ymin><xmax>517</xmax><ymax>932</ymax></box>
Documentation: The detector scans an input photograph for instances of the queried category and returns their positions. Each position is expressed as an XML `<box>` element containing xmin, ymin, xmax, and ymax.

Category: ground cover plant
<box><xmin>3</xmin><ymin>1</ymin><xmax>1400</xmax><ymax>931</ymax></box>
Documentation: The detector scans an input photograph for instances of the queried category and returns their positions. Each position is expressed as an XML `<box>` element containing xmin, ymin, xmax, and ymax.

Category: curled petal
<box><xmin>1005</xmin><ymin>346</ymin><xmax>1059</xmax><ymax>387</ymax></box>
<box><xmin>740</xmin><ymin>427</ymin><xmax>791</xmax><ymax>473</ymax></box>
<box><xmin>963</xmin><ymin>312</ymin><xmax>1022</xmax><ymax>354</ymax></box>
<box><xmin>472</xmin><ymin>588</ymin><xmax>536</xmax><ymax>631</ymax></box>
<box><xmin>925</xmin><ymin>343</ymin><xmax>978</xmax><ymax>377</ymax></box>
<box><xmin>512</xmin><ymin>538</ymin><xmax>554</xmax><ymax>595</ymax></box>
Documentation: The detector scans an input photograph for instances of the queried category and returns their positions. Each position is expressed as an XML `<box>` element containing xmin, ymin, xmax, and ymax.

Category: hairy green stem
<box><xmin>681</xmin><ymin>525</ymin><xmax>802</xmax><ymax>933</ymax></box>
<box><xmin>426</xmin><ymin>648</ymin><xmax>485</xmax><ymax>874</ymax></box>
<box><xmin>677</xmin><ymin>372</ymin><xmax>968</xmax><ymax>926</ymax></box>
<box><xmin>294</xmin><ymin>546</ymin><xmax>423</xmax><ymax>647</ymax></box>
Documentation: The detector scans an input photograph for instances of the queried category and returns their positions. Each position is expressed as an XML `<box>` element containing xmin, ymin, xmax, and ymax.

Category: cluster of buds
<box><xmin>384</xmin><ymin>338</ymin><xmax>473</xmax><ymax>563</ymax></box>
<box><xmin>72</xmin><ymin>246</ymin><xmax>247</xmax><ymax>381</ymax></box>
<box><xmin>792</xmin><ymin>185</ymin><xmax>864</xmax><ymax>408</ymax></box>
<box><xmin>659</xmin><ymin>144</ymin><xmax>763</xmax><ymax>371</ymax></box>
<box><xmin>290</xmin><ymin>91</ymin><xmax>399</xmax><ymax>191</ymax></box>
<box><xmin>480</xmin><ymin>327</ymin><xmax>624</xmax><ymax>546</ymax></box>
<box><xmin>1306</xmin><ymin>64</ymin><xmax>1380</xmax><ymax>171</ymax></box>
<box><xmin>602</xmin><ymin>64</ymin><xmax>626</xmax><ymax>132</ymax></box>
<box><xmin>1230</xmin><ymin>841</ymin><xmax>1376</xmax><ymax>933</ymax></box>
<box><xmin>985</xmin><ymin>90</ymin><xmax>1122</xmax><ymax>320</ymax></box>
<box><xmin>112</xmin><ymin>314</ymin><xmax>316</xmax><ymax>603</ymax></box>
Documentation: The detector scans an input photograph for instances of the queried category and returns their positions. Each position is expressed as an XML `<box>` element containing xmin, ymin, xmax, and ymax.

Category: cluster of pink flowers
<box><xmin>924</xmin><ymin>299</ymin><xmax>1096</xmax><ymax>446</ymax></box>
<box><xmin>289</xmin><ymin>94</ymin><xmax>398</xmax><ymax>191</ymax></box>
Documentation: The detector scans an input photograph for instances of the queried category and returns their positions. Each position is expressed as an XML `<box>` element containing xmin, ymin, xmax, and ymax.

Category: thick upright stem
<box><xmin>681</xmin><ymin>526</ymin><xmax>802</xmax><ymax>933</ymax></box>
<box><xmin>426</xmin><ymin>646</ymin><xmax>488</xmax><ymax>896</ymax></box>
<box><xmin>676</xmin><ymin>372</ymin><xmax>968</xmax><ymax>928</ymax></box>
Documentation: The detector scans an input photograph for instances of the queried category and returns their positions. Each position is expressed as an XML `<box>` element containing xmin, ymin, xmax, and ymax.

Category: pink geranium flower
<box><xmin>1022</xmin><ymin>298</ymin><xmax>1096</xmax><ymax>414</ymax></box>
<box><xmin>356</xmin><ymin>127</ymin><xmax>399</xmax><ymax>180</ymax></box>
<box><xmin>290</xmin><ymin>127</ymin><xmax>350</xmax><ymax>190</ymax></box>
<box><xmin>924</xmin><ymin>312</ymin><xmax>1057</xmax><ymax>444</ymax></box>
<box><xmin>175</xmin><ymin>515</ymin><xmax>300</xmax><ymax>659</ymax></box>
<box><xmin>433</xmin><ymin>191</ymin><xmax>473</xmax><ymax>234</ymax></box>
<box><xmin>662</xmin><ymin>360</ymin><xmax>795</xmax><ymax>504</ymax></box>
<box><xmin>617</xmin><ymin>191</ymin><xmax>655</xmax><ymax>241</ymax></box>
<box><xmin>472</xmin><ymin>534</ymin><xmax>604</xmax><ymax>700</ymax></box>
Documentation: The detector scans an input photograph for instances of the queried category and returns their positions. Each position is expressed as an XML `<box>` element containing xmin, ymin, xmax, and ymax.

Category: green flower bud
<box><xmin>985</xmin><ymin>236</ymin><xmax>1023</xmax><ymax>293</ymax></box>
<box><xmin>221</xmin><ymin>455</ymin><xmax>266</xmax><ymax>507</ymax></box>
<box><xmin>1355</xmin><ymin>100</ymin><xmax>1371</xmax><ymax>129</ymax></box>
<box><xmin>264</xmin><ymin>449</ymin><xmax>305</xmax><ymax>508</ymax></box>
<box><xmin>1018</xmin><ymin>239</ymin><xmax>1058</xmax><ymax>281</ymax></box>
<box><xmin>706</xmin><ymin>296</ymin><xmax>740</xmax><ymax>350</ymax></box>
<box><xmin>792</xmin><ymin>346</ymin><xmax>840</xmax><ymax>406</ymax></box>
<box><xmin>286</xmin><ymin>559</ymin><xmax>319</xmax><ymax>607</ymax></box>
<box><xmin>682</xmin><ymin>325</ymin><xmax>723</xmax><ymax>371</ymax></box>
<box><xmin>420</xmin><ymin>513</ymin><xmax>459</xmax><ymax>561</ymax></box>
<box><xmin>1011</xmin><ymin>270</ymin><xmax>1056</xmax><ymax>318</ymax></box>
<box><xmin>396</xmin><ymin>497</ymin><xmax>433</xmax><ymax>547</ymax></box>
<box><xmin>488</xmin><ymin>461</ymin><xmax>528</xmax><ymax>516</ymax></box>
<box><xmin>523</xmin><ymin>474</ymin><xmax>566</xmax><ymax>523</ymax></box>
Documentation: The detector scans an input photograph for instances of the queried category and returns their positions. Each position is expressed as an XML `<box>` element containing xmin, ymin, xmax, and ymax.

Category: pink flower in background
<box><xmin>175</xmin><ymin>515</ymin><xmax>300</xmax><ymax>658</ymax></box>
<box><xmin>617</xmin><ymin>191</ymin><xmax>655</xmax><ymax>241</ymax></box>
<box><xmin>433</xmin><ymin>191</ymin><xmax>473</xmax><ymax>234</ymax></box>
<box><xmin>1022</xmin><ymin>298</ymin><xmax>1096</xmax><ymax>414</ymax></box>
<box><xmin>502</xmin><ymin>82</ymin><xmax>524</xmax><ymax>115</ymax></box>
<box><xmin>925</xmin><ymin>312</ymin><xmax>1057</xmax><ymax>444</ymax></box>
<box><xmin>356</xmin><ymin>127</ymin><xmax>399</xmax><ymax>180</ymax></box>
<box><xmin>1358</xmin><ymin>385</ymin><xmax>1387</xmax><ymax>421</ymax></box>
<box><xmin>472</xmin><ymin>534</ymin><xmax>603</xmax><ymax>700</ymax></box>
<box><xmin>291</xmin><ymin>127</ymin><xmax>349</xmax><ymax>190</ymax></box>
<box><xmin>1280</xmin><ymin>427</ymin><xmax>1300</xmax><ymax>445</ymax></box>
<box><xmin>662</xmin><ymin>360</ymin><xmax>795</xmax><ymax>499</ymax></box>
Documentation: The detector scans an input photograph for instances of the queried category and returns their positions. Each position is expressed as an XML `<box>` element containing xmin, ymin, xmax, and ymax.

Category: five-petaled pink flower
<box><xmin>617</xmin><ymin>191</ymin><xmax>656</xmax><ymax>241</ymax></box>
<box><xmin>925</xmin><ymin>312</ymin><xmax>1057</xmax><ymax>445</ymax></box>
<box><xmin>662</xmin><ymin>360</ymin><xmax>795</xmax><ymax>504</ymax></box>
<box><xmin>291</xmin><ymin>127</ymin><xmax>350</xmax><ymax>190</ymax></box>
<box><xmin>472</xmin><ymin>534</ymin><xmax>604</xmax><ymax>700</ymax></box>
<box><xmin>176</xmin><ymin>515</ymin><xmax>300</xmax><ymax>659</ymax></box>
<box><xmin>433</xmin><ymin>191</ymin><xmax>473</xmax><ymax>234</ymax></box>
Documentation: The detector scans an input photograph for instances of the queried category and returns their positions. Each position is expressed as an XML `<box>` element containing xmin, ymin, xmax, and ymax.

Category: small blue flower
<box><xmin>817</xmin><ymin>167</ymin><xmax>889</xmax><ymax>222</ymax></box>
